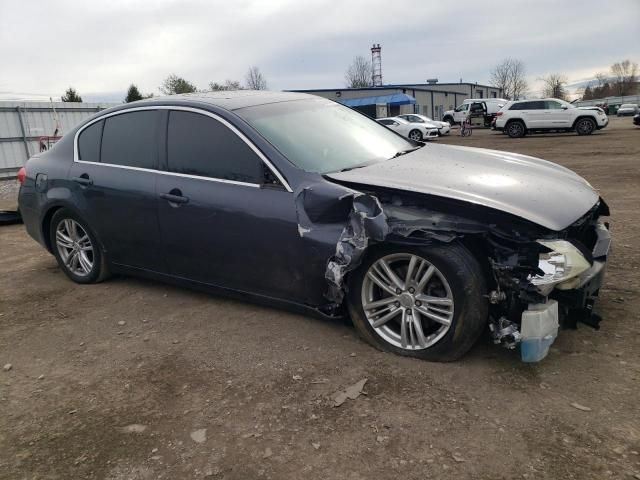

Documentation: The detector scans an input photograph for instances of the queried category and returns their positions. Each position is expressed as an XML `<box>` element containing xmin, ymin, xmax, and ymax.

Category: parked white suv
<box><xmin>495</xmin><ymin>98</ymin><xmax>608</xmax><ymax>138</ymax></box>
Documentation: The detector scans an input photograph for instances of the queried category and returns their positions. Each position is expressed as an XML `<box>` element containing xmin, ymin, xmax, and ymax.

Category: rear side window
<box><xmin>510</xmin><ymin>101</ymin><xmax>544</xmax><ymax>110</ymax></box>
<box><xmin>101</xmin><ymin>111</ymin><xmax>158</xmax><ymax>169</ymax></box>
<box><xmin>78</xmin><ymin>120</ymin><xmax>103</xmax><ymax>163</ymax></box>
<box><xmin>167</xmin><ymin>111</ymin><xmax>263</xmax><ymax>184</ymax></box>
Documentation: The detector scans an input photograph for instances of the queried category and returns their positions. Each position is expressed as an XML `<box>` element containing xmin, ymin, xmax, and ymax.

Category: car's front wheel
<box><xmin>408</xmin><ymin>129</ymin><xmax>423</xmax><ymax>141</ymax></box>
<box><xmin>50</xmin><ymin>208</ymin><xmax>109</xmax><ymax>284</ymax></box>
<box><xmin>347</xmin><ymin>244</ymin><xmax>488</xmax><ymax>362</ymax></box>
<box><xmin>575</xmin><ymin>117</ymin><xmax>596</xmax><ymax>135</ymax></box>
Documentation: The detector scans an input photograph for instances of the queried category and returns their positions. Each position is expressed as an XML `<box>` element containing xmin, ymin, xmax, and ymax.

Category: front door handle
<box><xmin>72</xmin><ymin>175</ymin><xmax>93</xmax><ymax>186</ymax></box>
<box><xmin>160</xmin><ymin>190</ymin><xmax>189</xmax><ymax>205</ymax></box>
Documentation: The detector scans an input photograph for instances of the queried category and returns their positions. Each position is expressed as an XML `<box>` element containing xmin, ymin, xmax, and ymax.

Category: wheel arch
<box><xmin>41</xmin><ymin>203</ymin><xmax>104</xmax><ymax>254</ymax></box>
<box><xmin>571</xmin><ymin>115</ymin><xmax>596</xmax><ymax>129</ymax></box>
<box><xmin>504</xmin><ymin>117</ymin><xmax>526</xmax><ymax>128</ymax></box>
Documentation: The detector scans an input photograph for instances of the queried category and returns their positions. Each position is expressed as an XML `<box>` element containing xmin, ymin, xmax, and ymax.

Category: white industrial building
<box><xmin>292</xmin><ymin>82</ymin><xmax>504</xmax><ymax>120</ymax></box>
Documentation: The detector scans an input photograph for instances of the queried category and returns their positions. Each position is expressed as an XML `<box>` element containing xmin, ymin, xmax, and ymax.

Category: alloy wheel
<box><xmin>577</xmin><ymin>119</ymin><xmax>594</xmax><ymax>134</ymax></box>
<box><xmin>409</xmin><ymin>130</ymin><xmax>422</xmax><ymax>141</ymax></box>
<box><xmin>508</xmin><ymin>122</ymin><xmax>524</xmax><ymax>137</ymax></box>
<box><xmin>55</xmin><ymin>219</ymin><xmax>94</xmax><ymax>277</ymax></box>
<box><xmin>361</xmin><ymin>253</ymin><xmax>454</xmax><ymax>350</ymax></box>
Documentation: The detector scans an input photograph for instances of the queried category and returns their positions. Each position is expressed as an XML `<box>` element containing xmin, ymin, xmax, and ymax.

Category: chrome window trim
<box><xmin>73</xmin><ymin>105</ymin><xmax>293</xmax><ymax>192</ymax></box>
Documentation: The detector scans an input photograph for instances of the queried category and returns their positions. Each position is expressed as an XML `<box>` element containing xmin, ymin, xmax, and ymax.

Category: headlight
<box><xmin>529</xmin><ymin>240</ymin><xmax>591</xmax><ymax>294</ymax></box>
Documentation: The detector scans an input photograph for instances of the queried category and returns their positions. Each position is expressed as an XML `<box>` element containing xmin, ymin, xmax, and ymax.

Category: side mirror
<box><xmin>561</xmin><ymin>105</ymin><xmax>568</xmax><ymax>110</ymax></box>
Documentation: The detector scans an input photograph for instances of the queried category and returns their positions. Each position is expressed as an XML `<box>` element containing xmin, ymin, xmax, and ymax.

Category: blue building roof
<box><xmin>339</xmin><ymin>93</ymin><xmax>416</xmax><ymax>107</ymax></box>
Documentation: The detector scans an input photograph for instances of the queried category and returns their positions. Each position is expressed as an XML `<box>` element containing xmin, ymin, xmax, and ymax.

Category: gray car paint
<box><xmin>327</xmin><ymin>143</ymin><xmax>599</xmax><ymax>231</ymax></box>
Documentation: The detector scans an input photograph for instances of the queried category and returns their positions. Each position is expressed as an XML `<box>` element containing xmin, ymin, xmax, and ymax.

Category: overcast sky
<box><xmin>0</xmin><ymin>0</ymin><xmax>637</xmax><ymax>102</ymax></box>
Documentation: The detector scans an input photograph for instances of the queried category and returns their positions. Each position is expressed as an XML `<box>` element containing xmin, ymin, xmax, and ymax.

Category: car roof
<box><xmin>379</xmin><ymin>117</ymin><xmax>408</xmax><ymax>123</ymax></box>
<box><xmin>130</xmin><ymin>90</ymin><xmax>316</xmax><ymax>111</ymax></box>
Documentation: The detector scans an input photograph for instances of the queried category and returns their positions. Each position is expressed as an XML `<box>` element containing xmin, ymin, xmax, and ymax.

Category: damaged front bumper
<box><xmin>491</xmin><ymin>220</ymin><xmax>611</xmax><ymax>362</ymax></box>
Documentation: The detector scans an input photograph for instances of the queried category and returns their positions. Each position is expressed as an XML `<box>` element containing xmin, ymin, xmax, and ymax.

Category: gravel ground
<box><xmin>0</xmin><ymin>180</ymin><xmax>19</xmax><ymax>211</ymax></box>
<box><xmin>0</xmin><ymin>117</ymin><xmax>639</xmax><ymax>479</ymax></box>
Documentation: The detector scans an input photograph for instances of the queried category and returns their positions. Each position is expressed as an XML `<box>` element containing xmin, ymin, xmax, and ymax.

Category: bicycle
<box><xmin>460</xmin><ymin>115</ymin><xmax>473</xmax><ymax>137</ymax></box>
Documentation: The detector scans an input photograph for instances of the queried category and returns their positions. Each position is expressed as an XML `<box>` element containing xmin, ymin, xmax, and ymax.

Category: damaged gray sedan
<box><xmin>18</xmin><ymin>91</ymin><xmax>611</xmax><ymax>363</ymax></box>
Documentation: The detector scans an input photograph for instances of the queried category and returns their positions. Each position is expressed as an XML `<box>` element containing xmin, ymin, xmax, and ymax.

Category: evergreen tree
<box><xmin>61</xmin><ymin>87</ymin><xmax>82</xmax><ymax>102</ymax></box>
<box><xmin>125</xmin><ymin>84</ymin><xmax>143</xmax><ymax>103</ymax></box>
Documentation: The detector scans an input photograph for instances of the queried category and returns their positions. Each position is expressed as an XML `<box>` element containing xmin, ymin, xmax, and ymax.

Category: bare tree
<box><xmin>540</xmin><ymin>73</ymin><xmax>568</xmax><ymax>100</ymax></box>
<box><xmin>610</xmin><ymin>59</ymin><xmax>638</xmax><ymax>96</ymax></box>
<box><xmin>209</xmin><ymin>80</ymin><xmax>243</xmax><ymax>91</ymax></box>
<box><xmin>594</xmin><ymin>72</ymin><xmax>608</xmax><ymax>88</ymax></box>
<box><xmin>489</xmin><ymin>58</ymin><xmax>528</xmax><ymax>100</ymax></box>
<box><xmin>245</xmin><ymin>66</ymin><xmax>267</xmax><ymax>90</ymax></box>
<box><xmin>345</xmin><ymin>56</ymin><xmax>373</xmax><ymax>88</ymax></box>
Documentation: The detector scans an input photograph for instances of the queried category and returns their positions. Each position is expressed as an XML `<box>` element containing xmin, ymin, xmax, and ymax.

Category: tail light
<box><xmin>495</xmin><ymin>112</ymin><xmax>503</xmax><ymax>117</ymax></box>
<box><xmin>17</xmin><ymin>167</ymin><xmax>26</xmax><ymax>185</ymax></box>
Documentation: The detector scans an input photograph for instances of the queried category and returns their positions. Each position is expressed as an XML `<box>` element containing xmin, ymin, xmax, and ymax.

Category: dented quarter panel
<box><xmin>326</xmin><ymin>143</ymin><xmax>600</xmax><ymax>231</ymax></box>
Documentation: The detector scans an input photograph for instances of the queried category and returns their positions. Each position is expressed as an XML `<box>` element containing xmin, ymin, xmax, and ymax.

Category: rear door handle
<box><xmin>72</xmin><ymin>175</ymin><xmax>93</xmax><ymax>186</ymax></box>
<box><xmin>160</xmin><ymin>192</ymin><xmax>189</xmax><ymax>204</ymax></box>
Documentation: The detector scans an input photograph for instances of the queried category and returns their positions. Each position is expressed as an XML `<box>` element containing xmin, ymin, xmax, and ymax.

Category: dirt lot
<box><xmin>1</xmin><ymin>117</ymin><xmax>639</xmax><ymax>480</ymax></box>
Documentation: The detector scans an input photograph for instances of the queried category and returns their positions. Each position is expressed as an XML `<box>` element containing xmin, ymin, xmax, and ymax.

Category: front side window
<box><xmin>237</xmin><ymin>99</ymin><xmax>412</xmax><ymax>174</ymax></box>
<box><xmin>78</xmin><ymin>120</ymin><xmax>103</xmax><ymax>163</ymax></box>
<box><xmin>545</xmin><ymin>101</ymin><xmax>563</xmax><ymax>109</ymax></box>
<box><xmin>407</xmin><ymin>115</ymin><xmax>423</xmax><ymax>123</ymax></box>
<box><xmin>101</xmin><ymin>111</ymin><xmax>158</xmax><ymax>169</ymax></box>
<box><xmin>167</xmin><ymin>111</ymin><xmax>263</xmax><ymax>184</ymax></box>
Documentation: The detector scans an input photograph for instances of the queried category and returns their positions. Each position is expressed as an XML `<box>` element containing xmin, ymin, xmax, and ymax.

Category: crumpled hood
<box><xmin>326</xmin><ymin>143</ymin><xmax>600</xmax><ymax>231</ymax></box>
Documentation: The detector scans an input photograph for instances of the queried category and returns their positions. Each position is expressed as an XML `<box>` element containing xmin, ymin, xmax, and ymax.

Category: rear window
<box><xmin>101</xmin><ymin>111</ymin><xmax>158</xmax><ymax>169</ymax></box>
<box><xmin>78</xmin><ymin>120</ymin><xmax>103</xmax><ymax>163</ymax></box>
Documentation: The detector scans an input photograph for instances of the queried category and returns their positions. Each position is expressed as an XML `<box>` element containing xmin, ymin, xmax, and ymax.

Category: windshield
<box><xmin>236</xmin><ymin>98</ymin><xmax>414</xmax><ymax>174</ymax></box>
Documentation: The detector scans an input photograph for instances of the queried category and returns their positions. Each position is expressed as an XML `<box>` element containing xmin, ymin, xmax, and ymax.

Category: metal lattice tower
<box><xmin>371</xmin><ymin>44</ymin><xmax>382</xmax><ymax>87</ymax></box>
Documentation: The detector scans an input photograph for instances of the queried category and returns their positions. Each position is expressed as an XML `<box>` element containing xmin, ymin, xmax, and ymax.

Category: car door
<box><xmin>454</xmin><ymin>104</ymin><xmax>469</xmax><ymax>123</ymax></box>
<box><xmin>156</xmin><ymin>108</ymin><xmax>307</xmax><ymax>301</ymax></box>
<box><xmin>543</xmin><ymin>100</ymin><xmax>572</xmax><ymax>128</ymax></box>
<box><xmin>69</xmin><ymin>109</ymin><xmax>166</xmax><ymax>271</ymax></box>
<box><xmin>520</xmin><ymin>101</ymin><xmax>546</xmax><ymax>128</ymax></box>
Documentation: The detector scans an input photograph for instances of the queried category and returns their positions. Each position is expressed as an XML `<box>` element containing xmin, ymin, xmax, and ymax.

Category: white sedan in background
<box><xmin>377</xmin><ymin>117</ymin><xmax>439</xmax><ymax>141</ymax></box>
<box><xmin>397</xmin><ymin>114</ymin><xmax>451</xmax><ymax>135</ymax></box>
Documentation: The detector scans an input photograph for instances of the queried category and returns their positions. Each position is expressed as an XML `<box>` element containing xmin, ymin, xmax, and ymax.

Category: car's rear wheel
<box><xmin>575</xmin><ymin>117</ymin><xmax>596</xmax><ymax>135</ymax></box>
<box><xmin>408</xmin><ymin>129</ymin><xmax>423</xmax><ymax>141</ymax></box>
<box><xmin>50</xmin><ymin>208</ymin><xmax>109</xmax><ymax>284</ymax></box>
<box><xmin>506</xmin><ymin>120</ymin><xmax>526</xmax><ymax>138</ymax></box>
<box><xmin>347</xmin><ymin>244</ymin><xmax>488</xmax><ymax>362</ymax></box>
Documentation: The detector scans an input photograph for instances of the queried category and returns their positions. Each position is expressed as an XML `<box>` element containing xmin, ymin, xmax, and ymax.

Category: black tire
<box><xmin>49</xmin><ymin>208</ymin><xmax>110</xmax><ymax>284</ymax></box>
<box><xmin>506</xmin><ymin>120</ymin><xmax>526</xmax><ymax>138</ymax></box>
<box><xmin>347</xmin><ymin>243</ymin><xmax>488</xmax><ymax>362</ymax></box>
<box><xmin>408</xmin><ymin>129</ymin><xmax>423</xmax><ymax>141</ymax></box>
<box><xmin>443</xmin><ymin>117</ymin><xmax>455</xmax><ymax>126</ymax></box>
<box><xmin>575</xmin><ymin>117</ymin><xmax>596</xmax><ymax>135</ymax></box>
